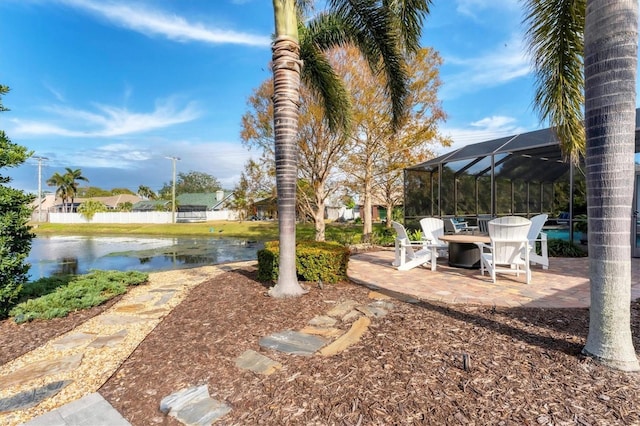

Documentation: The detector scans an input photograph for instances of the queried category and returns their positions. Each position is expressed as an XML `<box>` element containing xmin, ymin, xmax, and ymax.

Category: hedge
<box><xmin>257</xmin><ymin>240</ymin><xmax>349</xmax><ymax>284</ymax></box>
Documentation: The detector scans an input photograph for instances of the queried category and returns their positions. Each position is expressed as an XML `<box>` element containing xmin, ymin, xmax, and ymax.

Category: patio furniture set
<box><xmin>392</xmin><ymin>215</ymin><xmax>549</xmax><ymax>284</ymax></box>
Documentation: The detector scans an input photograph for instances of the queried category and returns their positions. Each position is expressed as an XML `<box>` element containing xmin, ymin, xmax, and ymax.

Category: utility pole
<box><xmin>165</xmin><ymin>156</ymin><xmax>180</xmax><ymax>223</ymax></box>
<box><xmin>33</xmin><ymin>156</ymin><xmax>48</xmax><ymax>222</ymax></box>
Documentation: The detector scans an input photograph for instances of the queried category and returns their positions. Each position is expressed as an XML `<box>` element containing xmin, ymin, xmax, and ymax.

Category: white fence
<box><xmin>48</xmin><ymin>210</ymin><xmax>236</xmax><ymax>224</ymax></box>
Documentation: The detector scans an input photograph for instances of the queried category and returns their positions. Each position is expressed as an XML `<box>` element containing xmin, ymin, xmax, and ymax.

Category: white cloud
<box><xmin>455</xmin><ymin>0</ymin><xmax>519</xmax><ymax>19</ymax></box>
<box><xmin>12</xmin><ymin>97</ymin><xmax>201</xmax><ymax>137</ymax></box>
<box><xmin>440</xmin><ymin>35</ymin><xmax>531</xmax><ymax>99</ymax></box>
<box><xmin>42</xmin><ymin>81</ymin><xmax>66</xmax><ymax>102</ymax></box>
<box><xmin>58</xmin><ymin>0</ymin><xmax>271</xmax><ymax>47</ymax></box>
<box><xmin>439</xmin><ymin>115</ymin><xmax>528</xmax><ymax>153</ymax></box>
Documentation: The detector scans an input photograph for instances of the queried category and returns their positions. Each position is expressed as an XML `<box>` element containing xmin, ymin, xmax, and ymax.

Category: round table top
<box><xmin>439</xmin><ymin>234</ymin><xmax>490</xmax><ymax>244</ymax></box>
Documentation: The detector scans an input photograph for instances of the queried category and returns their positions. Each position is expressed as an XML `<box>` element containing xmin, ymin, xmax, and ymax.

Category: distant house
<box><xmin>175</xmin><ymin>190</ymin><xmax>235</xmax><ymax>222</ymax></box>
<box><xmin>45</xmin><ymin>194</ymin><xmax>143</xmax><ymax>213</ymax></box>
<box><xmin>251</xmin><ymin>196</ymin><xmax>277</xmax><ymax>220</ymax></box>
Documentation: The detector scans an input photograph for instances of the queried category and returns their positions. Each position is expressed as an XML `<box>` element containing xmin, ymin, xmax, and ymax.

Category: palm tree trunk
<box><xmin>268</xmin><ymin>0</ymin><xmax>306</xmax><ymax>297</ymax></box>
<box><xmin>582</xmin><ymin>0</ymin><xmax>639</xmax><ymax>371</ymax></box>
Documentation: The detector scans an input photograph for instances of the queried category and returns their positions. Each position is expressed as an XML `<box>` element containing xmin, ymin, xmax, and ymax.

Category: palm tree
<box><xmin>63</xmin><ymin>168</ymin><xmax>89</xmax><ymax>211</ymax></box>
<box><xmin>137</xmin><ymin>185</ymin><xmax>157</xmax><ymax>200</ymax></box>
<box><xmin>269</xmin><ymin>0</ymin><xmax>431</xmax><ymax>297</ymax></box>
<box><xmin>46</xmin><ymin>171</ymin><xmax>71</xmax><ymax>212</ymax></box>
<box><xmin>524</xmin><ymin>0</ymin><xmax>639</xmax><ymax>370</ymax></box>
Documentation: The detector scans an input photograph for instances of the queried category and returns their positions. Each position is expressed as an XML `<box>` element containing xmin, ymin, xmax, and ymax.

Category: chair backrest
<box><xmin>391</xmin><ymin>221</ymin><xmax>416</xmax><ymax>257</ymax></box>
<box><xmin>443</xmin><ymin>218</ymin><xmax>459</xmax><ymax>234</ymax></box>
<box><xmin>488</xmin><ymin>216</ymin><xmax>532</xmax><ymax>264</ymax></box>
<box><xmin>477</xmin><ymin>216</ymin><xmax>493</xmax><ymax>234</ymax></box>
<box><xmin>420</xmin><ymin>217</ymin><xmax>445</xmax><ymax>244</ymax></box>
<box><xmin>527</xmin><ymin>214</ymin><xmax>548</xmax><ymax>241</ymax></box>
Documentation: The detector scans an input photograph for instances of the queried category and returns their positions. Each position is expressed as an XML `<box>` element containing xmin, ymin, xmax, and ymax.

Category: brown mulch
<box><xmin>3</xmin><ymin>266</ymin><xmax>640</xmax><ymax>425</ymax></box>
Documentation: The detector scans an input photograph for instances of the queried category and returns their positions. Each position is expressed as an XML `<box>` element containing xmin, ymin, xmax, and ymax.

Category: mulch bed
<box><xmin>2</xmin><ymin>266</ymin><xmax>640</xmax><ymax>425</ymax></box>
<box><xmin>101</xmin><ymin>267</ymin><xmax>640</xmax><ymax>425</ymax></box>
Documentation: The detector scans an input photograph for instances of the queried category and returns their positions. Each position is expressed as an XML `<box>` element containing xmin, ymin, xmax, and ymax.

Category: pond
<box><xmin>27</xmin><ymin>236</ymin><xmax>264</xmax><ymax>280</ymax></box>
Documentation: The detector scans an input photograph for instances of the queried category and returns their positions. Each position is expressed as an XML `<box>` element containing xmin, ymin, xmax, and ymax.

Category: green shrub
<box><xmin>257</xmin><ymin>240</ymin><xmax>349</xmax><ymax>284</ymax></box>
<box><xmin>548</xmin><ymin>239</ymin><xmax>587</xmax><ymax>257</ymax></box>
<box><xmin>17</xmin><ymin>275</ymin><xmax>73</xmax><ymax>302</ymax></box>
<box><xmin>371</xmin><ymin>227</ymin><xmax>395</xmax><ymax>246</ymax></box>
<box><xmin>9</xmin><ymin>270</ymin><xmax>148</xmax><ymax>323</ymax></box>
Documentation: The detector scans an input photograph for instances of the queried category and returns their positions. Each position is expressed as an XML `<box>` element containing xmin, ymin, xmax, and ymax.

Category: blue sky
<box><xmin>1</xmin><ymin>0</ymin><xmax>631</xmax><ymax>195</ymax></box>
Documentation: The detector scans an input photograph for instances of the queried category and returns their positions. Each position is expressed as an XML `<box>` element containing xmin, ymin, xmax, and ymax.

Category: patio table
<box><xmin>440</xmin><ymin>234</ymin><xmax>490</xmax><ymax>269</ymax></box>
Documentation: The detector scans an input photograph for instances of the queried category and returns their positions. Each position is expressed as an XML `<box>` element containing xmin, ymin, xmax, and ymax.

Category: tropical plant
<box><xmin>137</xmin><ymin>185</ymin><xmax>157</xmax><ymax>200</ymax></box>
<box><xmin>524</xmin><ymin>0</ymin><xmax>639</xmax><ymax>370</ymax></box>
<box><xmin>77</xmin><ymin>200</ymin><xmax>108</xmax><ymax>220</ymax></box>
<box><xmin>47</xmin><ymin>168</ymin><xmax>89</xmax><ymax>212</ymax></box>
<box><xmin>268</xmin><ymin>0</ymin><xmax>431</xmax><ymax>297</ymax></box>
<box><xmin>0</xmin><ymin>85</ymin><xmax>35</xmax><ymax>319</ymax></box>
<box><xmin>117</xmin><ymin>201</ymin><xmax>133</xmax><ymax>212</ymax></box>
<box><xmin>46</xmin><ymin>171</ymin><xmax>71</xmax><ymax>212</ymax></box>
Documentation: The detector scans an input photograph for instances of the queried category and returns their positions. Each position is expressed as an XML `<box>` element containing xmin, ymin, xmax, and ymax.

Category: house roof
<box><xmin>132</xmin><ymin>200</ymin><xmax>170</xmax><ymax>211</ymax></box>
<box><xmin>176</xmin><ymin>191</ymin><xmax>234</xmax><ymax>210</ymax></box>
<box><xmin>407</xmin><ymin>108</ymin><xmax>640</xmax><ymax>183</ymax></box>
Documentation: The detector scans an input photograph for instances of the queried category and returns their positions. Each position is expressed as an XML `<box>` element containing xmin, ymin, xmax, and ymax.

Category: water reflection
<box><xmin>27</xmin><ymin>236</ymin><xmax>264</xmax><ymax>280</ymax></box>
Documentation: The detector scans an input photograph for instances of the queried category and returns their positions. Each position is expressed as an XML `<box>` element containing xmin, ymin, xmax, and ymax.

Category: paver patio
<box><xmin>347</xmin><ymin>249</ymin><xmax>640</xmax><ymax>308</ymax></box>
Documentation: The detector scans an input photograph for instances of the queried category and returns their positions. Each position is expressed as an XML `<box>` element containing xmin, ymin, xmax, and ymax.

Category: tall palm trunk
<box><xmin>269</xmin><ymin>0</ymin><xmax>306</xmax><ymax>297</ymax></box>
<box><xmin>582</xmin><ymin>0</ymin><xmax>639</xmax><ymax>371</ymax></box>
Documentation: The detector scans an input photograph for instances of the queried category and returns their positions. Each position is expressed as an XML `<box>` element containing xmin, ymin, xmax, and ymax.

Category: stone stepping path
<box><xmin>1</xmin><ymin>270</ymin><xmax>395</xmax><ymax>426</ymax></box>
<box><xmin>162</xmin><ymin>291</ymin><xmax>396</xmax><ymax>425</ymax></box>
<box><xmin>0</xmin><ymin>263</ymin><xmax>254</xmax><ymax>426</ymax></box>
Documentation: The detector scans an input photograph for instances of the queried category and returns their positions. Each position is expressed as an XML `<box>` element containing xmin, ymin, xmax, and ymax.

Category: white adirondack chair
<box><xmin>419</xmin><ymin>217</ymin><xmax>449</xmax><ymax>271</ymax></box>
<box><xmin>528</xmin><ymin>214</ymin><xmax>549</xmax><ymax>269</ymax></box>
<box><xmin>476</xmin><ymin>216</ymin><xmax>532</xmax><ymax>284</ymax></box>
<box><xmin>391</xmin><ymin>221</ymin><xmax>433</xmax><ymax>271</ymax></box>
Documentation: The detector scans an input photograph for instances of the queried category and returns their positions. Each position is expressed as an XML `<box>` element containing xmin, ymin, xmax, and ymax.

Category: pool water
<box><xmin>543</xmin><ymin>228</ymin><xmax>583</xmax><ymax>242</ymax></box>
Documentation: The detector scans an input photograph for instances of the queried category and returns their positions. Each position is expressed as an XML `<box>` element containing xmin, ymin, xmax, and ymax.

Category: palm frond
<box><xmin>327</xmin><ymin>0</ymin><xmax>409</xmax><ymax>128</ymax></box>
<box><xmin>523</xmin><ymin>0</ymin><xmax>585</xmax><ymax>163</ymax></box>
<box><xmin>299</xmin><ymin>33</ymin><xmax>353</xmax><ymax>133</ymax></box>
<box><xmin>382</xmin><ymin>0</ymin><xmax>432</xmax><ymax>53</ymax></box>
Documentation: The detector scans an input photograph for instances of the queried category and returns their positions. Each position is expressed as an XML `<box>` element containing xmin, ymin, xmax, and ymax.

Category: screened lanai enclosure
<box><xmin>403</xmin><ymin>109</ymin><xmax>640</xmax><ymax>257</ymax></box>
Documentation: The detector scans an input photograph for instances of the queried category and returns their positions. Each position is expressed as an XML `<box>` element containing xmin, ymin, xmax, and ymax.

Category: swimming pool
<box><xmin>543</xmin><ymin>228</ymin><xmax>583</xmax><ymax>242</ymax></box>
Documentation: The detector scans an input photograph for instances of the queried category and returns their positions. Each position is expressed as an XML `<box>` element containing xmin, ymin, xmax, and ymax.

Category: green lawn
<box><xmin>32</xmin><ymin>221</ymin><xmax>376</xmax><ymax>244</ymax></box>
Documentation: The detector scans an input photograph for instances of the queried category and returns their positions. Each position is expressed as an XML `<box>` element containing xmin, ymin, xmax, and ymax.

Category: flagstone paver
<box><xmin>319</xmin><ymin>316</ymin><xmax>371</xmax><ymax>357</ymax></box>
<box><xmin>88</xmin><ymin>330</ymin><xmax>128</xmax><ymax>349</ymax></box>
<box><xmin>51</xmin><ymin>333</ymin><xmax>96</xmax><ymax>350</ymax></box>
<box><xmin>259</xmin><ymin>330</ymin><xmax>329</xmax><ymax>356</ymax></box>
<box><xmin>0</xmin><ymin>381</ymin><xmax>71</xmax><ymax>413</ymax></box>
<box><xmin>235</xmin><ymin>350</ymin><xmax>282</xmax><ymax>375</ymax></box>
<box><xmin>0</xmin><ymin>354</ymin><xmax>83</xmax><ymax>390</ymax></box>
<box><xmin>160</xmin><ymin>385</ymin><xmax>231</xmax><ymax>426</ymax></box>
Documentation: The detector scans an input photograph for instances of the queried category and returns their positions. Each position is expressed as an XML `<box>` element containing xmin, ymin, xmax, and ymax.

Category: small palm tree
<box><xmin>63</xmin><ymin>168</ymin><xmax>89</xmax><ymax>209</ymax></box>
<box><xmin>77</xmin><ymin>200</ymin><xmax>107</xmax><ymax>221</ymax></box>
<box><xmin>137</xmin><ymin>185</ymin><xmax>157</xmax><ymax>200</ymax></box>
<box><xmin>46</xmin><ymin>171</ymin><xmax>72</xmax><ymax>212</ymax></box>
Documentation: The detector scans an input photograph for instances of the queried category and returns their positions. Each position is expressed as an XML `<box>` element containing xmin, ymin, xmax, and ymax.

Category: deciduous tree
<box><xmin>159</xmin><ymin>171</ymin><xmax>222</xmax><ymax>198</ymax></box>
<box><xmin>334</xmin><ymin>46</ymin><xmax>449</xmax><ymax>239</ymax></box>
